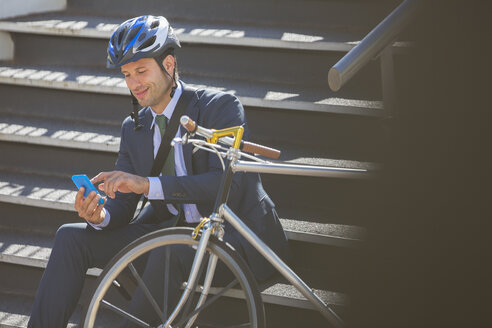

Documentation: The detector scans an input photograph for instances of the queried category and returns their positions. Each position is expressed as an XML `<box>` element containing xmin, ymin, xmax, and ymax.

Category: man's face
<box><xmin>121</xmin><ymin>57</ymin><xmax>171</xmax><ymax>112</ymax></box>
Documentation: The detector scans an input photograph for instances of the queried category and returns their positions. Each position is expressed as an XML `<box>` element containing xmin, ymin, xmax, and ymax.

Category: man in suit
<box><xmin>28</xmin><ymin>15</ymin><xmax>288</xmax><ymax>327</ymax></box>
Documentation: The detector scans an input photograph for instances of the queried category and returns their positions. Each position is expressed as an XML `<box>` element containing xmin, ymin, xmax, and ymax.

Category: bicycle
<box><xmin>82</xmin><ymin>116</ymin><xmax>369</xmax><ymax>328</ymax></box>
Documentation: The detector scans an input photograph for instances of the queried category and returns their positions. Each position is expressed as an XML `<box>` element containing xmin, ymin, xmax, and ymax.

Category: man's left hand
<box><xmin>92</xmin><ymin>171</ymin><xmax>149</xmax><ymax>199</ymax></box>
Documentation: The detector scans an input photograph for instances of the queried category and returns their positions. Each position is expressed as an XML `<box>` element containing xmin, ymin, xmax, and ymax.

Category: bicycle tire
<box><xmin>82</xmin><ymin>227</ymin><xmax>265</xmax><ymax>328</ymax></box>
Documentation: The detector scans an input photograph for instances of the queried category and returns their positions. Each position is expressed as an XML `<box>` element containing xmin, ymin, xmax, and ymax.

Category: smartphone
<box><xmin>71</xmin><ymin>174</ymin><xmax>104</xmax><ymax>205</ymax></box>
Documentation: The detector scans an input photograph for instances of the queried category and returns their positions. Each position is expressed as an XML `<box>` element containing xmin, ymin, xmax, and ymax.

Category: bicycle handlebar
<box><xmin>240</xmin><ymin>141</ymin><xmax>281</xmax><ymax>160</ymax></box>
<box><xmin>180</xmin><ymin>115</ymin><xmax>281</xmax><ymax>159</ymax></box>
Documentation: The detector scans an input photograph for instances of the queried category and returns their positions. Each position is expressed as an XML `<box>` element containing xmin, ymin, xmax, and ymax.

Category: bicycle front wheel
<box><xmin>82</xmin><ymin>227</ymin><xmax>265</xmax><ymax>328</ymax></box>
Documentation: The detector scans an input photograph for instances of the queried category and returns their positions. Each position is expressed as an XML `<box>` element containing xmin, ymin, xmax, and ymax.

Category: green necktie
<box><xmin>155</xmin><ymin>115</ymin><xmax>175</xmax><ymax>176</ymax></box>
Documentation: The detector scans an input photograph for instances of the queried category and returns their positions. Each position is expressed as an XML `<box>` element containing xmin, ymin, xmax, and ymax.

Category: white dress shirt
<box><xmin>90</xmin><ymin>82</ymin><xmax>202</xmax><ymax>229</ymax></box>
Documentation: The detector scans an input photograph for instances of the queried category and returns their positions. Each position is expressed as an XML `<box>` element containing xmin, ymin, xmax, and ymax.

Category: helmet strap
<box><xmin>155</xmin><ymin>51</ymin><xmax>177</xmax><ymax>98</ymax></box>
<box><xmin>170</xmin><ymin>65</ymin><xmax>177</xmax><ymax>98</ymax></box>
<box><xmin>130</xmin><ymin>94</ymin><xmax>143</xmax><ymax>131</ymax></box>
<box><xmin>158</xmin><ymin>60</ymin><xmax>177</xmax><ymax>98</ymax></box>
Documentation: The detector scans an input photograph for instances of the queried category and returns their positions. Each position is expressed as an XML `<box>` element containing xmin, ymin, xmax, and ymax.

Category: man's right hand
<box><xmin>74</xmin><ymin>187</ymin><xmax>106</xmax><ymax>225</ymax></box>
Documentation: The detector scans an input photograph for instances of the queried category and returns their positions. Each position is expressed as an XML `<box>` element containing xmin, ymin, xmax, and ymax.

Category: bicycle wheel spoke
<box><xmin>128</xmin><ymin>262</ymin><xmax>165</xmax><ymax>322</ymax></box>
<box><xmin>175</xmin><ymin>279</ymin><xmax>239</xmax><ymax>327</ymax></box>
<box><xmin>83</xmin><ymin>229</ymin><xmax>265</xmax><ymax>328</ymax></box>
<box><xmin>101</xmin><ymin>300</ymin><xmax>151</xmax><ymax>328</ymax></box>
<box><xmin>112</xmin><ymin>278</ymin><xmax>132</xmax><ymax>301</ymax></box>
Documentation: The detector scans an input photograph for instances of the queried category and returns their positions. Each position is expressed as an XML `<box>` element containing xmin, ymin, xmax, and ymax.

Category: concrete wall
<box><xmin>0</xmin><ymin>31</ymin><xmax>13</xmax><ymax>59</ymax></box>
<box><xmin>0</xmin><ymin>0</ymin><xmax>66</xmax><ymax>19</ymax></box>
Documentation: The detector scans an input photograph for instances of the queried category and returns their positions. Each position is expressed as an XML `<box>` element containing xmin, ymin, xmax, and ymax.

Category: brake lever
<box><xmin>171</xmin><ymin>133</ymin><xmax>190</xmax><ymax>147</ymax></box>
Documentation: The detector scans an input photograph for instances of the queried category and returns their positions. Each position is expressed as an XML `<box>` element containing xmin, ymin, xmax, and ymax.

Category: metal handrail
<box><xmin>328</xmin><ymin>0</ymin><xmax>418</xmax><ymax>92</ymax></box>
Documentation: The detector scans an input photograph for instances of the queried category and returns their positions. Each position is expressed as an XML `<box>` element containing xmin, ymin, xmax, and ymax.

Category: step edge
<box><xmin>0</xmin><ymin>132</ymin><xmax>119</xmax><ymax>153</ymax></box>
<box><xmin>0</xmin><ymin>74</ymin><xmax>383</xmax><ymax>116</ymax></box>
<box><xmin>284</xmin><ymin>229</ymin><xmax>362</xmax><ymax>248</ymax></box>
<box><xmin>0</xmin><ymin>127</ymin><xmax>378</xmax><ymax>167</ymax></box>
<box><xmin>0</xmin><ymin>19</ymin><xmax>413</xmax><ymax>53</ymax></box>
<box><xmin>0</xmin><ymin>254</ymin><xmax>345</xmax><ymax>310</ymax></box>
<box><xmin>0</xmin><ymin>253</ymin><xmax>102</xmax><ymax>277</ymax></box>
<box><xmin>0</xmin><ymin>192</ymin><xmax>362</xmax><ymax>246</ymax></box>
<box><xmin>0</xmin><ymin>21</ymin><xmax>357</xmax><ymax>53</ymax></box>
<box><xmin>0</xmin><ymin>194</ymin><xmax>73</xmax><ymax>211</ymax></box>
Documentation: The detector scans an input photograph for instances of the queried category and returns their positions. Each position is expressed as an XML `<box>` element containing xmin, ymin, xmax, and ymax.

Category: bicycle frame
<box><xmin>228</xmin><ymin>160</ymin><xmax>357</xmax><ymax>328</ymax></box>
<box><xmin>164</xmin><ymin>119</ymin><xmax>370</xmax><ymax>328</ymax></box>
<box><xmin>166</xmin><ymin>159</ymin><xmax>367</xmax><ymax>327</ymax></box>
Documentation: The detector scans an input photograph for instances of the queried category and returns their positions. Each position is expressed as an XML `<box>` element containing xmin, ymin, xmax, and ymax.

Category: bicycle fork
<box><xmin>161</xmin><ymin>220</ymin><xmax>219</xmax><ymax>328</ymax></box>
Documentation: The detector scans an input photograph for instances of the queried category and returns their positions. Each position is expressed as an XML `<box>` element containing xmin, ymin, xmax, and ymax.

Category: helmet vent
<box><xmin>117</xmin><ymin>27</ymin><xmax>126</xmax><ymax>45</ymax></box>
<box><xmin>137</xmin><ymin>35</ymin><xmax>156</xmax><ymax>51</ymax></box>
<box><xmin>150</xmin><ymin>20</ymin><xmax>159</xmax><ymax>29</ymax></box>
<box><xmin>126</xmin><ymin>28</ymin><xmax>139</xmax><ymax>44</ymax></box>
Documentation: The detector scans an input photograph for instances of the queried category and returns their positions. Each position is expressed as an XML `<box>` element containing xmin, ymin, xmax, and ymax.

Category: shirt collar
<box><xmin>150</xmin><ymin>81</ymin><xmax>183</xmax><ymax>130</ymax></box>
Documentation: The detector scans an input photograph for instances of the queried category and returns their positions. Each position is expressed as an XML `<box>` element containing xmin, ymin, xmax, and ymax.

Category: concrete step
<box><xmin>0</xmin><ymin>63</ymin><xmax>388</xmax><ymax>161</ymax></box>
<box><xmin>0</xmin><ymin>62</ymin><xmax>383</xmax><ymax>117</ymax></box>
<box><xmin>0</xmin><ymin>165</ymin><xmax>367</xmax><ymax>291</ymax></box>
<box><xmin>0</xmin><ymin>11</ymin><xmax>409</xmax><ymax>53</ymax></box>
<box><xmin>0</xmin><ymin>291</ymin><xmax>119</xmax><ymax>328</ymax></box>
<box><xmin>0</xmin><ymin>200</ymin><xmax>364</xmax><ymax>290</ymax></box>
<box><xmin>0</xmin><ymin>111</ymin><xmax>379</xmax><ymax>168</ymax></box>
<box><xmin>263</xmin><ymin>172</ymin><xmax>376</xmax><ymax>226</ymax></box>
<box><xmin>281</xmin><ymin>218</ymin><xmax>365</xmax><ymax>248</ymax></box>
<box><xmin>0</xmin><ymin>227</ymin><xmax>349</xmax><ymax>315</ymax></box>
<box><xmin>2</xmin><ymin>23</ymin><xmax>383</xmax><ymax>96</ymax></box>
<box><xmin>0</xmin><ymin>170</ymin><xmax>75</xmax><ymax>212</ymax></box>
<box><xmin>0</xmin><ymin>136</ymin><xmax>376</xmax><ymax>226</ymax></box>
<box><xmin>0</xmin><ymin>170</ymin><xmax>366</xmax><ymax>248</ymax></box>
<box><xmin>0</xmin><ymin>112</ymin><xmax>120</xmax><ymax>152</ymax></box>
<box><xmin>0</xmin><ymin>139</ymin><xmax>117</xmax><ymax>180</ymax></box>
<box><xmin>0</xmin><ymin>10</ymin><xmax>414</xmax><ymax>110</ymax></box>
<box><xmin>0</xmin><ymin>256</ymin><xmax>349</xmax><ymax>313</ymax></box>
<box><xmin>0</xmin><ymin>273</ymin><xmax>342</xmax><ymax>328</ymax></box>
<box><xmin>0</xmin><ymin>93</ymin><xmax>387</xmax><ymax>163</ymax></box>
<box><xmin>64</xmin><ymin>0</ymin><xmax>396</xmax><ymax>31</ymax></box>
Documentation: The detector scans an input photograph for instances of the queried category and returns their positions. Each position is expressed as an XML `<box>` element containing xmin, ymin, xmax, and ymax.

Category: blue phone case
<box><xmin>71</xmin><ymin>174</ymin><xmax>104</xmax><ymax>205</ymax></box>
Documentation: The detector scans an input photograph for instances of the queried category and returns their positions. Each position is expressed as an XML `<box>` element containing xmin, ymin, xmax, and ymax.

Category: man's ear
<box><xmin>162</xmin><ymin>55</ymin><xmax>175</xmax><ymax>76</ymax></box>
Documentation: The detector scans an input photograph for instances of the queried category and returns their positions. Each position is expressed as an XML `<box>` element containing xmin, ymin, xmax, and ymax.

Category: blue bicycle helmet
<box><xmin>107</xmin><ymin>15</ymin><xmax>180</xmax><ymax>68</ymax></box>
<box><xmin>108</xmin><ymin>16</ymin><xmax>181</xmax><ymax>130</ymax></box>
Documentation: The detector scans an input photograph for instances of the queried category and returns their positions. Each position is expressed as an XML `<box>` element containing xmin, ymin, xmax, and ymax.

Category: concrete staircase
<box><xmin>0</xmin><ymin>0</ymin><xmax>403</xmax><ymax>326</ymax></box>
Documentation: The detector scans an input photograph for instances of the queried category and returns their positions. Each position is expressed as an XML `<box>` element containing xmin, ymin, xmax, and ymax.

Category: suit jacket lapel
<box><xmin>180</xmin><ymin>82</ymin><xmax>199</xmax><ymax>175</ymax></box>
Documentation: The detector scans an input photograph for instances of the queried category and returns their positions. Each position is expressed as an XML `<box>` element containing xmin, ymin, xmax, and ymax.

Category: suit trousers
<box><xmin>28</xmin><ymin>205</ymin><xmax>180</xmax><ymax>328</ymax></box>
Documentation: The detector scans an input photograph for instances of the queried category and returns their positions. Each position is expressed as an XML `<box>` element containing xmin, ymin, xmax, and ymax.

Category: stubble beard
<box><xmin>136</xmin><ymin>77</ymin><xmax>172</xmax><ymax>109</ymax></box>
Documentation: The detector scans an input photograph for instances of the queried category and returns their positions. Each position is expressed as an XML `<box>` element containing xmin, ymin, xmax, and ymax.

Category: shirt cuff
<box><xmin>147</xmin><ymin>176</ymin><xmax>165</xmax><ymax>200</ymax></box>
<box><xmin>87</xmin><ymin>208</ymin><xmax>110</xmax><ymax>230</ymax></box>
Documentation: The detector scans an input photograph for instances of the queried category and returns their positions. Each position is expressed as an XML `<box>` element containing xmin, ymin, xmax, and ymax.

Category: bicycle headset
<box><xmin>107</xmin><ymin>15</ymin><xmax>181</xmax><ymax>130</ymax></box>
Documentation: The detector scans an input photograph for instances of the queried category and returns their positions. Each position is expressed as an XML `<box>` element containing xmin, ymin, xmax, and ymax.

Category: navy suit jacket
<box><xmin>104</xmin><ymin>82</ymin><xmax>288</xmax><ymax>281</ymax></box>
